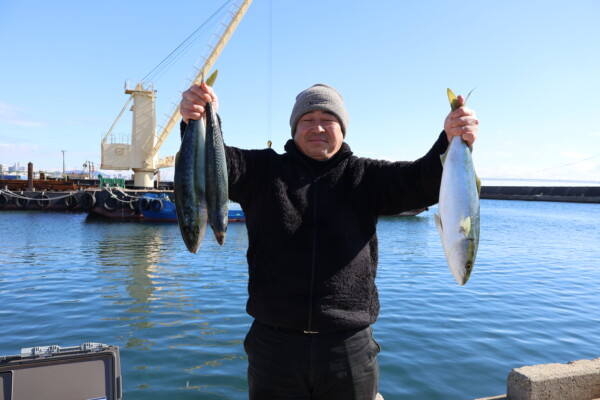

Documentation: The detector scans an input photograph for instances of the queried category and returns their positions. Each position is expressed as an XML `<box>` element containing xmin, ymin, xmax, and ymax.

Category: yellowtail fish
<box><xmin>434</xmin><ymin>88</ymin><xmax>480</xmax><ymax>285</ymax></box>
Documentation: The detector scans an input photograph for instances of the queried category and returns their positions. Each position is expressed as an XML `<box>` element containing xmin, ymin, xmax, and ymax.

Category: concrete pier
<box><xmin>480</xmin><ymin>186</ymin><xmax>600</xmax><ymax>203</ymax></box>
<box><xmin>476</xmin><ymin>357</ymin><xmax>600</xmax><ymax>400</ymax></box>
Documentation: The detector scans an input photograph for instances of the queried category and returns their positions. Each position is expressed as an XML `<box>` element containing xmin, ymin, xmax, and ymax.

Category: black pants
<box><xmin>244</xmin><ymin>320</ymin><xmax>380</xmax><ymax>400</ymax></box>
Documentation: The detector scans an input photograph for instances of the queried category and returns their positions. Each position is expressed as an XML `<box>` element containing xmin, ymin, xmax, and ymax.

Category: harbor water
<box><xmin>1</xmin><ymin>199</ymin><xmax>599</xmax><ymax>399</ymax></box>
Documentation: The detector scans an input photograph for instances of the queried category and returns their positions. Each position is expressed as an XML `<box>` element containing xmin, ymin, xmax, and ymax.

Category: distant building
<box><xmin>46</xmin><ymin>171</ymin><xmax>63</xmax><ymax>179</ymax></box>
<box><xmin>8</xmin><ymin>162</ymin><xmax>26</xmax><ymax>173</ymax></box>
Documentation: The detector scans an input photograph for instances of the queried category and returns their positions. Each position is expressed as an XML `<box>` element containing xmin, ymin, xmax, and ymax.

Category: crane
<box><xmin>100</xmin><ymin>0</ymin><xmax>252</xmax><ymax>188</ymax></box>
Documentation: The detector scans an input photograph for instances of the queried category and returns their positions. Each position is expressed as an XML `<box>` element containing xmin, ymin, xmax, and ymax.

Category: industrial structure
<box><xmin>100</xmin><ymin>0</ymin><xmax>252</xmax><ymax>188</ymax></box>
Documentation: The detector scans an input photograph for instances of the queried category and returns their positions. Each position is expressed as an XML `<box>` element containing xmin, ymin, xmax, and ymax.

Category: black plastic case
<box><xmin>0</xmin><ymin>343</ymin><xmax>121</xmax><ymax>400</ymax></box>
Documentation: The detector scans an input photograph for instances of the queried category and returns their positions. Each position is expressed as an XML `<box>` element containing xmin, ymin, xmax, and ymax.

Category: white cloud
<box><xmin>559</xmin><ymin>150</ymin><xmax>591</xmax><ymax>160</ymax></box>
<box><xmin>0</xmin><ymin>102</ymin><xmax>48</xmax><ymax>128</ymax></box>
<box><xmin>0</xmin><ymin>142</ymin><xmax>43</xmax><ymax>166</ymax></box>
<box><xmin>0</xmin><ymin>142</ymin><xmax>42</xmax><ymax>154</ymax></box>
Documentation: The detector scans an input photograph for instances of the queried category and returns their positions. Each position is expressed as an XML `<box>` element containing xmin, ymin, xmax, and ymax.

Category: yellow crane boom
<box><xmin>150</xmin><ymin>0</ymin><xmax>252</xmax><ymax>159</ymax></box>
<box><xmin>100</xmin><ymin>0</ymin><xmax>252</xmax><ymax>188</ymax></box>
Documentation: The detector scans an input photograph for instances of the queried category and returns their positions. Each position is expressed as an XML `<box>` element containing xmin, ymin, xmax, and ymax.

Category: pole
<box><xmin>61</xmin><ymin>150</ymin><xmax>66</xmax><ymax>180</ymax></box>
<box><xmin>27</xmin><ymin>162</ymin><xmax>33</xmax><ymax>190</ymax></box>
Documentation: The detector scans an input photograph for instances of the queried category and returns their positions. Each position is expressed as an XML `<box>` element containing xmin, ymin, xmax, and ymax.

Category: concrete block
<box><xmin>507</xmin><ymin>358</ymin><xmax>600</xmax><ymax>400</ymax></box>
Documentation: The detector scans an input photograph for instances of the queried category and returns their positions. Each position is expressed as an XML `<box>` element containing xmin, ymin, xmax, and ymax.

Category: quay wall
<box><xmin>476</xmin><ymin>357</ymin><xmax>600</xmax><ymax>400</ymax></box>
<box><xmin>481</xmin><ymin>186</ymin><xmax>600</xmax><ymax>203</ymax></box>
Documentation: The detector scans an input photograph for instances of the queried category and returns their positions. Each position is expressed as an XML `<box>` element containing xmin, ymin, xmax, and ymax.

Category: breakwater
<box><xmin>0</xmin><ymin>183</ymin><xmax>172</xmax><ymax>217</ymax></box>
<box><xmin>481</xmin><ymin>186</ymin><xmax>600</xmax><ymax>203</ymax></box>
<box><xmin>476</xmin><ymin>357</ymin><xmax>600</xmax><ymax>400</ymax></box>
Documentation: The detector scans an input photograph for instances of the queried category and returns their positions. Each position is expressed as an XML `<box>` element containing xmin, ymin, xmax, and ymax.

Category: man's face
<box><xmin>293</xmin><ymin>110</ymin><xmax>344</xmax><ymax>160</ymax></box>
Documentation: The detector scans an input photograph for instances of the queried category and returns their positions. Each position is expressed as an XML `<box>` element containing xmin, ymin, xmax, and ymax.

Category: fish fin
<box><xmin>476</xmin><ymin>174</ymin><xmax>482</xmax><ymax>196</ymax></box>
<box><xmin>460</xmin><ymin>216</ymin><xmax>471</xmax><ymax>236</ymax></box>
<box><xmin>205</xmin><ymin>69</ymin><xmax>218</xmax><ymax>87</ymax></box>
<box><xmin>447</xmin><ymin>87</ymin><xmax>475</xmax><ymax>110</ymax></box>
<box><xmin>447</xmin><ymin>88</ymin><xmax>461</xmax><ymax>111</ymax></box>
<box><xmin>465</xmin><ymin>88</ymin><xmax>476</xmax><ymax>104</ymax></box>
<box><xmin>434</xmin><ymin>213</ymin><xmax>443</xmax><ymax>233</ymax></box>
<box><xmin>440</xmin><ymin>148</ymin><xmax>448</xmax><ymax>165</ymax></box>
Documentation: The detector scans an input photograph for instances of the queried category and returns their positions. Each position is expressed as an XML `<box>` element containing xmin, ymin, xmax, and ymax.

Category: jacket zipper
<box><xmin>306</xmin><ymin>177</ymin><xmax>318</xmax><ymax>332</ymax></box>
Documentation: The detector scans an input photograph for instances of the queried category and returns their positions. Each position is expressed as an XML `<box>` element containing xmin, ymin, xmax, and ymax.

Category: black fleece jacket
<box><xmin>181</xmin><ymin>121</ymin><xmax>447</xmax><ymax>331</ymax></box>
<box><xmin>223</xmin><ymin>133</ymin><xmax>448</xmax><ymax>332</ymax></box>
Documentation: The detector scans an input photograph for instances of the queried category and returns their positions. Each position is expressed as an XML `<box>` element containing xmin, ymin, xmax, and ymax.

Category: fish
<box><xmin>174</xmin><ymin>116</ymin><xmax>208</xmax><ymax>253</ymax></box>
<box><xmin>204</xmin><ymin>91</ymin><xmax>229</xmax><ymax>245</ymax></box>
<box><xmin>434</xmin><ymin>88</ymin><xmax>481</xmax><ymax>285</ymax></box>
<box><xmin>173</xmin><ymin>70</ymin><xmax>219</xmax><ymax>253</ymax></box>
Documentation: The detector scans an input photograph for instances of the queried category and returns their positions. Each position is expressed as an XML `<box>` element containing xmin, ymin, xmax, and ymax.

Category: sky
<box><xmin>1</xmin><ymin>0</ymin><xmax>599</xmax><ymax>185</ymax></box>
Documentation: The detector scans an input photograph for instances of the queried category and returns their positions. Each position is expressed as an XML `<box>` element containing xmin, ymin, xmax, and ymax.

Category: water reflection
<box><xmin>85</xmin><ymin>218</ymin><xmax>250</xmax><ymax>397</ymax></box>
<box><xmin>91</xmin><ymin>222</ymin><xmax>166</xmax><ymax>350</ymax></box>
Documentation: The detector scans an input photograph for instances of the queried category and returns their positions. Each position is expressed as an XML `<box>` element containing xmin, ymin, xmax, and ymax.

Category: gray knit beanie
<box><xmin>289</xmin><ymin>84</ymin><xmax>348</xmax><ymax>137</ymax></box>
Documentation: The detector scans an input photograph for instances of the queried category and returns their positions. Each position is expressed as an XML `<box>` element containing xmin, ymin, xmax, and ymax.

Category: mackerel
<box><xmin>173</xmin><ymin>70</ymin><xmax>219</xmax><ymax>253</ymax></box>
<box><xmin>174</xmin><ymin>117</ymin><xmax>208</xmax><ymax>253</ymax></box>
<box><xmin>205</xmin><ymin>98</ymin><xmax>228</xmax><ymax>245</ymax></box>
<box><xmin>434</xmin><ymin>88</ymin><xmax>480</xmax><ymax>285</ymax></box>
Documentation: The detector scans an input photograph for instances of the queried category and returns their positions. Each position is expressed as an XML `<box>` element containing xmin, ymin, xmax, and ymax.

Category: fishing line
<box><xmin>492</xmin><ymin>152</ymin><xmax>600</xmax><ymax>181</ymax></box>
<box><xmin>267</xmin><ymin>0</ymin><xmax>273</xmax><ymax>148</ymax></box>
<box><xmin>534</xmin><ymin>153</ymin><xmax>600</xmax><ymax>173</ymax></box>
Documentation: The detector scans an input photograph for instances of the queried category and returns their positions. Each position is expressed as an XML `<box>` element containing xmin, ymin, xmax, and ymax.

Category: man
<box><xmin>180</xmin><ymin>83</ymin><xmax>478</xmax><ymax>400</ymax></box>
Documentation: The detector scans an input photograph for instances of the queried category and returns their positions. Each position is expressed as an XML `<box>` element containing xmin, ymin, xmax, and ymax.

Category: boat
<box><xmin>138</xmin><ymin>193</ymin><xmax>177</xmax><ymax>222</ymax></box>
<box><xmin>138</xmin><ymin>193</ymin><xmax>245</xmax><ymax>223</ymax></box>
<box><xmin>394</xmin><ymin>207</ymin><xmax>429</xmax><ymax>217</ymax></box>
<box><xmin>228</xmin><ymin>208</ymin><xmax>245</xmax><ymax>222</ymax></box>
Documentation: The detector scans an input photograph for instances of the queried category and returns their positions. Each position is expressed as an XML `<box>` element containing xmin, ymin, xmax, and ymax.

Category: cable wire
<box><xmin>141</xmin><ymin>0</ymin><xmax>232</xmax><ymax>85</ymax></box>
